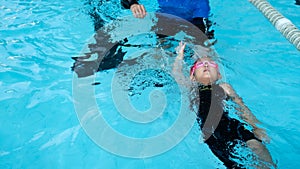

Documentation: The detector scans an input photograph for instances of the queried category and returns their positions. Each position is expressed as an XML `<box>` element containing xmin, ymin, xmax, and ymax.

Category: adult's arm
<box><xmin>121</xmin><ymin>0</ymin><xmax>146</xmax><ymax>18</ymax></box>
<box><xmin>121</xmin><ymin>0</ymin><xmax>139</xmax><ymax>9</ymax></box>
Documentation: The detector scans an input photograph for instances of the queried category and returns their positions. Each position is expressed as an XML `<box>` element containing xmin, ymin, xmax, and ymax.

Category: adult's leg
<box><xmin>73</xmin><ymin>1</ymin><xmax>127</xmax><ymax>77</ymax></box>
<box><xmin>191</xmin><ymin>17</ymin><xmax>215</xmax><ymax>39</ymax></box>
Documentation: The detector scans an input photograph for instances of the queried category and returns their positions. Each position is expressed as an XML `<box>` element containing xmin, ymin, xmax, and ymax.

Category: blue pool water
<box><xmin>1</xmin><ymin>0</ymin><xmax>300</xmax><ymax>168</ymax></box>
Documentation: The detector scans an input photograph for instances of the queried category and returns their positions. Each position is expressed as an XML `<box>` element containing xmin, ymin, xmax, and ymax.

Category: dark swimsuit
<box><xmin>197</xmin><ymin>84</ymin><xmax>260</xmax><ymax>169</ymax></box>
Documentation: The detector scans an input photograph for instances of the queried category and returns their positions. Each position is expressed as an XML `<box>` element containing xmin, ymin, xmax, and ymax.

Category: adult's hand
<box><xmin>130</xmin><ymin>4</ymin><xmax>147</xmax><ymax>18</ymax></box>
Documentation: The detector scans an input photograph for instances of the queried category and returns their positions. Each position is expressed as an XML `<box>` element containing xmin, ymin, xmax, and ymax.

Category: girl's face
<box><xmin>190</xmin><ymin>57</ymin><xmax>221</xmax><ymax>85</ymax></box>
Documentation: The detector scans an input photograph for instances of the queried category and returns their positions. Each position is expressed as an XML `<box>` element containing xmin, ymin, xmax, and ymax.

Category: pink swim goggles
<box><xmin>190</xmin><ymin>61</ymin><xmax>219</xmax><ymax>76</ymax></box>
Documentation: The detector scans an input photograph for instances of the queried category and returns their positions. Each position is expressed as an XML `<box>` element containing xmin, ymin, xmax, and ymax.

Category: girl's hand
<box><xmin>175</xmin><ymin>41</ymin><xmax>186</xmax><ymax>60</ymax></box>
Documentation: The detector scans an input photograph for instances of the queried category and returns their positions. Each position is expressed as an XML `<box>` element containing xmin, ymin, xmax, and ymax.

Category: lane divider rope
<box><xmin>249</xmin><ymin>0</ymin><xmax>300</xmax><ymax>50</ymax></box>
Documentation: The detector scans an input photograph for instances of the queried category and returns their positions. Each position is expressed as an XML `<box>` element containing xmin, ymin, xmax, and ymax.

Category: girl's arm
<box><xmin>172</xmin><ymin>42</ymin><xmax>190</xmax><ymax>87</ymax></box>
<box><xmin>220</xmin><ymin>83</ymin><xmax>270</xmax><ymax>142</ymax></box>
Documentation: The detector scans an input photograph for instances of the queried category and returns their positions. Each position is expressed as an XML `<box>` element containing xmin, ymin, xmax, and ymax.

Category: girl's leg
<box><xmin>246</xmin><ymin>139</ymin><xmax>276</xmax><ymax>168</ymax></box>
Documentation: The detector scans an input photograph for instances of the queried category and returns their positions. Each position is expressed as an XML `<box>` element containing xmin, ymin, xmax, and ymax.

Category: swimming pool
<box><xmin>1</xmin><ymin>0</ymin><xmax>300</xmax><ymax>168</ymax></box>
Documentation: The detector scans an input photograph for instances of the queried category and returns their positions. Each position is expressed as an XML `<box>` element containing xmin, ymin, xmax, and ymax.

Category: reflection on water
<box><xmin>1</xmin><ymin>0</ymin><xmax>300</xmax><ymax>168</ymax></box>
